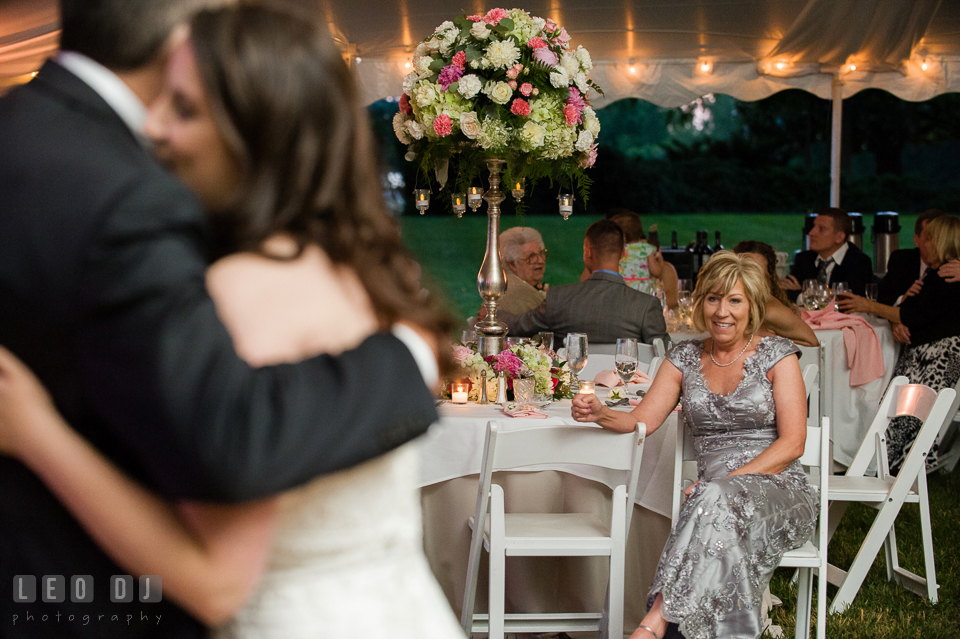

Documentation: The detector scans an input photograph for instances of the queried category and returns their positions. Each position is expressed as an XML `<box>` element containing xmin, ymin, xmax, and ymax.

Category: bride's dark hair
<box><xmin>189</xmin><ymin>2</ymin><xmax>453</xmax><ymax>364</ymax></box>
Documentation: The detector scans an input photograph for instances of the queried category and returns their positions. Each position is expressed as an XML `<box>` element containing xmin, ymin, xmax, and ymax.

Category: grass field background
<box><xmin>401</xmin><ymin>212</ymin><xmax>920</xmax><ymax>320</ymax></box>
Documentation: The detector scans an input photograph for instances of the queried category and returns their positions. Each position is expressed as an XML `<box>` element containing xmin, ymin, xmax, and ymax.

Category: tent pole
<box><xmin>830</xmin><ymin>73</ymin><xmax>842</xmax><ymax>208</ymax></box>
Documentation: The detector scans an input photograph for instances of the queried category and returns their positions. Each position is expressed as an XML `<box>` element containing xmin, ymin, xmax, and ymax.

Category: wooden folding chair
<box><xmin>461</xmin><ymin>421</ymin><xmax>644</xmax><ymax>639</ymax></box>
<box><xmin>826</xmin><ymin>378</ymin><xmax>956</xmax><ymax>612</ymax></box>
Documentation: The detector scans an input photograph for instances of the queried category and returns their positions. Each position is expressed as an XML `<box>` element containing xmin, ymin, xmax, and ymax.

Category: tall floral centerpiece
<box><xmin>394</xmin><ymin>9</ymin><xmax>602</xmax><ymax>358</ymax></box>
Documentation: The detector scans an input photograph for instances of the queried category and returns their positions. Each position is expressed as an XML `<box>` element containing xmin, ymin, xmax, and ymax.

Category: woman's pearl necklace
<box><xmin>710</xmin><ymin>333</ymin><xmax>754</xmax><ymax>367</ymax></box>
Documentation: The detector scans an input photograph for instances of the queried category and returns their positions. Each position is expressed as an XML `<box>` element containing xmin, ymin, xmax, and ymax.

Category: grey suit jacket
<box><xmin>502</xmin><ymin>271</ymin><xmax>669</xmax><ymax>345</ymax></box>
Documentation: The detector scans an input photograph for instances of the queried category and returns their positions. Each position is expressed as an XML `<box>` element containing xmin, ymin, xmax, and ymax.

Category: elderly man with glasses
<box><xmin>498</xmin><ymin>226</ymin><xmax>550</xmax><ymax>315</ymax></box>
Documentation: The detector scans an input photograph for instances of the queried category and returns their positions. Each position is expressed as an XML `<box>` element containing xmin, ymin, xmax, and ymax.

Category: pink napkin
<box><xmin>502</xmin><ymin>404</ymin><xmax>549</xmax><ymax>419</ymax></box>
<box><xmin>801</xmin><ymin>305</ymin><xmax>885</xmax><ymax>386</ymax></box>
<box><xmin>594</xmin><ymin>369</ymin><xmax>653</xmax><ymax>387</ymax></box>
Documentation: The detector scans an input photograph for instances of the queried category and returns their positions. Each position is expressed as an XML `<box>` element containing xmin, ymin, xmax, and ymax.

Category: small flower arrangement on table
<box><xmin>449</xmin><ymin>342</ymin><xmax>574</xmax><ymax>402</ymax></box>
<box><xmin>393</xmin><ymin>8</ymin><xmax>602</xmax><ymax>200</ymax></box>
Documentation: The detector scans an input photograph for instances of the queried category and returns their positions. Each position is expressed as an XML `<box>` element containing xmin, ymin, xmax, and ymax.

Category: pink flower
<box><xmin>520</xmin><ymin>82</ymin><xmax>533</xmax><ymax>96</ymax></box>
<box><xmin>554</xmin><ymin>27</ymin><xmax>570</xmax><ymax>46</ymax></box>
<box><xmin>510</xmin><ymin>98</ymin><xmax>531</xmax><ymax>117</ymax></box>
<box><xmin>544</xmin><ymin>18</ymin><xmax>558</xmax><ymax>32</ymax></box>
<box><xmin>483</xmin><ymin>8</ymin><xmax>509</xmax><ymax>25</ymax></box>
<box><xmin>532</xmin><ymin>47</ymin><xmax>558</xmax><ymax>67</ymax></box>
<box><xmin>491</xmin><ymin>350</ymin><xmax>525</xmax><ymax>378</ymax></box>
<box><xmin>580</xmin><ymin>143</ymin><xmax>598</xmax><ymax>168</ymax></box>
<box><xmin>506</xmin><ymin>67</ymin><xmax>519</xmax><ymax>80</ymax></box>
<box><xmin>398</xmin><ymin>93</ymin><xmax>412</xmax><ymax>115</ymax></box>
<box><xmin>508</xmin><ymin>80</ymin><xmax>517</xmax><ymax>89</ymax></box>
<box><xmin>564</xmin><ymin>104</ymin><xmax>580</xmax><ymax>126</ymax></box>
<box><xmin>433</xmin><ymin>114</ymin><xmax>453</xmax><ymax>136</ymax></box>
<box><xmin>452</xmin><ymin>50</ymin><xmax>466</xmax><ymax>69</ymax></box>
<box><xmin>438</xmin><ymin>64</ymin><xmax>464</xmax><ymax>91</ymax></box>
<box><xmin>453</xmin><ymin>345</ymin><xmax>474</xmax><ymax>365</ymax></box>
<box><xmin>527</xmin><ymin>37</ymin><xmax>547</xmax><ymax>49</ymax></box>
<box><xmin>567</xmin><ymin>86</ymin><xmax>586</xmax><ymax>111</ymax></box>
<box><xmin>467</xmin><ymin>14</ymin><xmax>483</xmax><ymax>21</ymax></box>
<box><xmin>532</xmin><ymin>87</ymin><xmax>539</xmax><ymax>95</ymax></box>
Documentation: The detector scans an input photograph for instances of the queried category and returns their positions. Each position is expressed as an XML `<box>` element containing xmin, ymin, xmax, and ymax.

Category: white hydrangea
<box><xmin>414</xmin><ymin>43</ymin><xmax>428</xmax><ymax>59</ymax></box>
<box><xmin>520</xmin><ymin>121</ymin><xmax>546</xmax><ymax>149</ymax></box>
<box><xmin>415</xmin><ymin>56</ymin><xmax>433</xmax><ymax>74</ymax></box>
<box><xmin>583</xmin><ymin>106</ymin><xmax>601</xmax><ymax>136</ymax></box>
<box><xmin>486</xmin><ymin>39</ymin><xmax>521</xmax><ymax>69</ymax></box>
<box><xmin>457</xmin><ymin>74</ymin><xmax>482</xmax><ymax>99</ymax></box>
<box><xmin>405</xmin><ymin>120</ymin><xmax>424</xmax><ymax>140</ymax></box>
<box><xmin>575</xmin><ymin>45</ymin><xmax>593</xmax><ymax>71</ymax></box>
<box><xmin>549</xmin><ymin>67</ymin><xmax>570</xmax><ymax>88</ymax></box>
<box><xmin>414</xmin><ymin>82</ymin><xmax>440</xmax><ymax>108</ymax></box>
<box><xmin>574</xmin><ymin>72</ymin><xmax>589</xmax><ymax>94</ymax></box>
<box><xmin>532</xmin><ymin>16</ymin><xmax>546</xmax><ymax>31</ymax></box>
<box><xmin>478</xmin><ymin>117</ymin><xmax>510</xmax><ymax>150</ymax></box>
<box><xmin>471</xmin><ymin>21</ymin><xmax>491</xmax><ymax>39</ymax></box>
<box><xmin>424</xmin><ymin>37</ymin><xmax>441</xmax><ymax>52</ymax></box>
<box><xmin>392</xmin><ymin>112</ymin><xmax>411</xmax><ymax>144</ymax></box>
<box><xmin>402</xmin><ymin>72</ymin><xmax>418</xmax><ymax>95</ymax></box>
<box><xmin>575</xmin><ymin>129</ymin><xmax>595</xmax><ymax>152</ymax></box>
<box><xmin>488</xmin><ymin>81</ymin><xmax>513</xmax><ymax>105</ymax></box>
<box><xmin>560</xmin><ymin>52</ymin><xmax>579</xmax><ymax>76</ymax></box>
<box><xmin>459</xmin><ymin>111</ymin><xmax>481</xmax><ymax>139</ymax></box>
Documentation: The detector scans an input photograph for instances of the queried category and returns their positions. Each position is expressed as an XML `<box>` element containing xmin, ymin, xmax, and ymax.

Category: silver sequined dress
<box><xmin>650</xmin><ymin>337</ymin><xmax>818</xmax><ymax>639</ymax></box>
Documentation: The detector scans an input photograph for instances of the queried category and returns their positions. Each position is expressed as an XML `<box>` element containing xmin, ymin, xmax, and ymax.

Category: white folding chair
<box><xmin>826</xmin><ymin>378</ymin><xmax>956</xmax><ymax>613</ymax></box>
<box><xmin>798</xmin><ymin>345</ymin><xmax>823</xmax><ymax>431</ymax></box>
<box><xmin>461</xmin><ymin>421</ymin><xmax>644</xmax><ymax>639</ymax></box>
<box><xmin>580</xmin><ymin>353</ymin><xmax>616</xmax><ymax>382</ymax></box>
<box><xmin>924</xmin><ymin>373</ymin><xmax>960</xmax><ymax>473</ymax></box>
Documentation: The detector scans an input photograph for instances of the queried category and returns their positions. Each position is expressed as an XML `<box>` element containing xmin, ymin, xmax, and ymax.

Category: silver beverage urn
<box><xmin>847</xmin><ymin>212</ymin><xmax>864</xmax><ymax>250</ymax></box>
<box><xmin>872</xmin><ymin>211</ymin><xmax>900</xmax><ymax>277</ymax></box>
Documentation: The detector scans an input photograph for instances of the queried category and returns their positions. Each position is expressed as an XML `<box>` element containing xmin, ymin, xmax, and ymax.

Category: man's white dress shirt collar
<box><xmin>57</xmin><ymin>51</ymin><xmax>149</xmax><ymax>145</ymax></box>
<box><xmin>817</xmin><ymin>241</ymin><xmax>848</xmax><ymax>267</ymax></box>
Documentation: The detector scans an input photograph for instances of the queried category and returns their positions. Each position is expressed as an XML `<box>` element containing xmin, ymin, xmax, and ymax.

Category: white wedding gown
<box><xmin>214</xmin><ymin>443</ymin><xmax>463</xmax><ymax>638</ymax></box>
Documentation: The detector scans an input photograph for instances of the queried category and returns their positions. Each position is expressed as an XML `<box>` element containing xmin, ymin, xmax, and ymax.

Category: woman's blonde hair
<box><xmin>692</xmin><ymin>251</ymin><xmax>770</xmax><ymax>335</ymax></box>
<box><xmin>928</xmin><ymin>216</ymin><xmax>960</xmax><ymax>265</ymax></box>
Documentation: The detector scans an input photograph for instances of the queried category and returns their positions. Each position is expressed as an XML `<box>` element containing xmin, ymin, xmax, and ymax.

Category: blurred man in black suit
<box><xmin>781</xmin><ymin>207</ymin><xmax>874</xmax><ymax>299</ymax></box>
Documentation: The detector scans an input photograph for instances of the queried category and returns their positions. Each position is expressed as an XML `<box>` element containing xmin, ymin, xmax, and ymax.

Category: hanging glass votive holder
<box><xmin>511</xmin><ymin>178</ymin><xmax>525</xmax><ymax>202</ymax></box>
<box><xmin>558</xmin><ymin>192</ymin><xmax>575</xmax><ymax>220</ymax></box>
<box><xmin>413</xmin><ymin>189</ymin><xmax>430</xmax><ymax>214</ymax></box>
<box><xmin>451</xmin><ymin>192</ymin><xmax>467</xmax><ymax>218</ymax></box>
<box><xmin>467</xmin><ymin>186</ymin><xmax>483</xmax><ymax>211</ymax></box>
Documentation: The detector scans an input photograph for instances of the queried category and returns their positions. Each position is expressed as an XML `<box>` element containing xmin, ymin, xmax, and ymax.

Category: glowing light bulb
<box><xmin>776</xmin><ymin>62</ymin><xmax>785</xmax><ymax>70</ymax></box>
<box><xmin>405</xmin><ymin>62</ymin><xmax>411</xmax><ymax>69</ymax></box>
<box><xmin>921</xmin><ymin>61</ymin><xmax>928</xmax><ymax>71</ymax></box>
<box><xmin>848</xmin><ymin>63</ymin><xmax>856</xmax><ymax>72</ymax></box>
<box><xmin>701</xmin><ymin>62</ymin><xmax>710</xmax><ymax>72</ymax></box>
<box><xmin>629</xmin><ymin>66</ymin><xmax>636</xmax><ymax>74</ymax></box>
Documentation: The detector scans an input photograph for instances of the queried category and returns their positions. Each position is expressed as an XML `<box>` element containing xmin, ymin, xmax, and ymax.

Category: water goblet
<box><xmin>537</xmin><ymin>331</ymin><xmax>554</xmax><ymax>352</ymax></box>
<box><xmin>565</xmin><ymin>333</ymin><xmax>588</xmax><ymax>394</ymax></box>
<box><xmin>461</xmin><ymin>329</ymin><xmax>476</xmax><ymax>347</ymax></box>
<box><xmin>615</xmin><ymin>338</ymin><xmax>639</xmax><ymax>385</ymax></box>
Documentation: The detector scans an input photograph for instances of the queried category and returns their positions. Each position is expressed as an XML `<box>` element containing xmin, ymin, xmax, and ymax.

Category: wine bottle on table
<box><xmin>671</xmin><ymin>231</ymin><xmax>678</xmax><ymax>250</ymax></box>
<box><xmin>713</xmin><ymin>230</ymin><xmax>723</xmax><ymax>252</ymax></box>
<box><xmin>701</xmin><ymin>230</ymin><xmax>714</xmax><ymax>256</ymax></box>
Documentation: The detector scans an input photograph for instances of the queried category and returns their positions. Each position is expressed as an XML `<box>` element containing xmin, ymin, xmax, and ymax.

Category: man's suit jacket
<box><xmin>877</xmin><ymin>247</ymin><xmax>922</xmax><ymax>306</ymax></box>
<box><xmin>0</xmin><ymin>61</ymin><xmax>436</xmax><ymax>637</ymax></box>
<box><xmin>789</xmin><ymin>243</ymin><xmax>874</xmax><ymax>298</ymax></box>
<box><xmin>502</xmin><ymin>271</ymin><xmax>669</xmax><ymax>345</ymax></box>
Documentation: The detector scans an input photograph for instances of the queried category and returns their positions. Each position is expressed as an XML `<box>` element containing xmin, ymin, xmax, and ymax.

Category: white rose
<box><xmin>549</xmin><ymin>68</ymin><xmax>570</xmax><ymax>88</ymax></box>
<box><xmin>575</xmin><ymin>130</ymin><xmax>595</xmax><ymax>152</ymax></box>
<box><xmin>414</xmin><ymin>43</ymin><xmax>427</xmax><ymax>59</ymax></box>
<box><xmin>471</xmin><ymin>21</ymin><xmax>490</xmax><ymax>39</ymax></box>
<box><xmin>414</xmin><ymin>82</ymin><xmax>439</xmax><ymax>108</ymax></box>
<box><xmin>560</xmin><ymin>52</ymin><xmax>579</xmax><ymax>76</ymax></box>
<box><xmin>405</xmin><ymin>120</ymin><xmax>424</xmax><ymax>140</ymax></box>
<box><xmin>392</xmin><ymin>112</ymin><xmax>411</xmax><ymax>144</ymax></box>
<box><xmin>488</xmin><ymin>81</ymin><xmax>513</xmax><ymax>104</ymax></box>
<box><xmin>486</xmin><ymin>39</ymin><xmax>521</xmax><ymax>69</ymax></box>
<box><xmin>460</xmin><ymin>112</ymin><xmax>481</xmax><ymax>139</ymax></box>
<box><xmin>574</xmin><ymin>72</ymin><xmax>589</xmax><ymax>93</ymax></box>
<box><xmin>521</xmin><ymin>121</ymin><xmax>546</xmax><ymax>148</ymax></box>
<box><xmin>576</xmin><ymin>45</ymin><xmax>593</xmax><ymax>71</ymax></box>
<box><xmin>425</xmin><ymin>37</ymin><xmax>441</xmax><ymax>52</ymax></box>
<box><xmin>458</xmin><ymin>74</ymin><xmax>482</xmax><ymax>99</ymax></box>
<box><xmin>415</xmin><ymin>56</ymin><xmax>432</xmax><ymax>74</ymax></box>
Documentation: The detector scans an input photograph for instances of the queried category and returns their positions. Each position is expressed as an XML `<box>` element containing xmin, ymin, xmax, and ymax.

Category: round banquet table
<box><xmin>414</xmin><ymin>390</ymin><xmax>677</xmax><ymax>637</ymax></box>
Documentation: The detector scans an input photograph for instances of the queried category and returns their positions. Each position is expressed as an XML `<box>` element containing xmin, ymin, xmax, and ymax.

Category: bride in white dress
<box><xmin>0</xmin><ymin>5</ymin><xmax>462</xmax><ymax>638</ymax></box>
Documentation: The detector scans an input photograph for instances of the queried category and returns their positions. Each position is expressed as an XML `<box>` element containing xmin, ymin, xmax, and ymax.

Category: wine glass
<box><xmin>833</xmin><ymin>281</ymin><xmax>849</xmax><ymax>311</ymax></box>
<box><xmin>565</xmin><ymin>333</ymin><xmax>588</xmax><ymax>394</ymax></box>
<box><xmin>678</xmin><ymin>279</ymin><xmax>693</xmax><ymax>294</ymax></box>
<box><xmin>615</xmin><ymin>338</ymin><xmax>639</xmax><ymax>385</ymax></box>
<box><xmin>461</xmin><ymin>329</ymin><xmax>476</xmax><ymax>347</ymax></box>
<box><xmin>814</xmin><ymin>283</ymin><xmax>833</xmax><ymax>311</ymax></box>
<box><xmin>865</xmin><ymin>283</ymin><xmax>879</xmax><ymax>302</ymax></box>
<box><xmin>537</xmin><ymin>331</ymin><xmax>554</xmax><ymax>352</ymax></box>
<box><xmin>801</xmin><ymin>279</ymin><xmax>819</xmax><ymax>310</ymax></box>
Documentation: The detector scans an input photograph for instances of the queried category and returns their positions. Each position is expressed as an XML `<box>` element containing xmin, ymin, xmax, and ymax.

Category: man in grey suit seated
<box><xmin>501</xmin><ymin>219</ymin><xmax>669</xmax><ymax>345</ymax></box>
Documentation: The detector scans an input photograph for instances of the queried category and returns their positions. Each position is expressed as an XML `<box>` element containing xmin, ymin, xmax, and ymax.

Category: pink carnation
<box><xmin>508</xmin><ymin>80</ymin><xmax>517</xmax><ymax>89</ymax></box>
<box><xmin>398</xmin><ymin>92</ymin><xmax>412</xmax><ymax>115</ymax></box>
<box><xmin>564</xmin><ymin>104</ymin><xmax>580</xmax><ymax>126</ymax></box>
<box><xmin>532</xmin><ymin>47</ymin><xmax>558</xmax><ymax>67</ymax></box>
<box><xmin>510</xmin><ymin>98</ymin><xmax>531</xmax><ymax>117</ymax></box>
<box><xmin>520</xmin><ymin>82</ymin><xmax>533</xmax><ymax>96</ymax></box>
<box><xmin>491</xmin><ymin>350</ymin><xmax>526</xmax><ymax>378</ymax></box>
<box><xmin>506</xmin><ymin>67</ymin><xmax>519</xmax><ymax>80</ymax></box>
<box><xmin>467</xmin><ymin>14</ymin><xmax>483</xmax><ymax>21</ymax></box>
<box><xmin>452</xmin><ymin>50</ymin><xmax>466</xmax><ymax>69</ymax></box>
<box><xmin>580</xmin><ymin>143</ymin><xmax>598</xmax><ymax>168</ymax></box>
<box><xmin>433</xmin><ymin>114</ymin><xmax>453</xmax><ymax>137</ymax></box>
<box><xmin>527</xmin><ymin>37</ymin><xmax>547</xmax><ymax>49</ymax></box>
<box><xmin>438</xmin><ymin>64</ymin><xmax>464</xmax><ymax>91</ymax></box>
<box><xmin>483</xmin><ymin>8</ymin><xmax>509</xmax><ymax>25</ymax></box>
<box><xmin>554</xmin><ymin>26</ymin><xmax>570</xmax><ymax>46</ymax></box>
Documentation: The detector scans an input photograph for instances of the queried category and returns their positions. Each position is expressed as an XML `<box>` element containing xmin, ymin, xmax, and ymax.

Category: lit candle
<box><xmin>414</xmin><ymin>189</ymin><xmax>430</xmax><ymax>214</ymax></box>
<box><xmin>557</xmin><ymin>193</ymin><xmax>575</xmax><ymax>220</ymax></box>
<box><xmin>511</xmin><ymin>179</ymin><xmax>525</xmax><ymax>201</ymax></box>
<box><xmin>451</xmin><ymin>383</ymin><xmax>468</xmax><ymax>404</ymax></box>
<box><xmin>467</xmin><ymin>186</ymin><xmax>483</xmax><ymax>210</ymax></box>
<box><xmin>451</xmin><ymin>192</ymin><xmax>466</xmax><ymax>217</ymax></box>
<box><xmin>578</xmin><ymin>380</ymin><xmax>596</xmax><ymax>395</ymax></box>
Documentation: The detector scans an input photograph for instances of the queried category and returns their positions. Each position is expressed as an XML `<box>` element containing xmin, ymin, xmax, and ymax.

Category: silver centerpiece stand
<box><xmin>473</xmin><ymin>158</ymin><xmax>509</xmax><ymax>357</ymax></box>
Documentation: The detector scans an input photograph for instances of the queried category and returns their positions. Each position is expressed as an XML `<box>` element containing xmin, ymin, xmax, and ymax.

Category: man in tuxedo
<box><xmin>876</xmin><ymin>209</ymin><xmax>946</xmax><ymax>305</ymax></box>
<box><xmin>782</xmin><ymin>207</ymin><xmax>874</xmax><ymax>300</ymax></box>
<box><xmin>501</xmin><ymin>220</ymin><xmax>669</xmax><ymax>346</ymax></box>
<box><xmin>0</xmin><ymin>2</ymin><xmax>439</xmax><ymax>637</ymax></box>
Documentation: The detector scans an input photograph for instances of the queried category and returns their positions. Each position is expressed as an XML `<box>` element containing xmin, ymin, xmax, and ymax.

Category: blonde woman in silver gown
<box><xmin>573</xmin><ymin>251</ymin><xmax>817</xmax><ymax>639</ymax></box>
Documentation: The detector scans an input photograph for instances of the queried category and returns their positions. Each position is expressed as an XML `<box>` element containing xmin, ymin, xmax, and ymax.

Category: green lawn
<box><xmin>401</xmin><ymin>213</ymin><xmax>920</xmax><ymax>320</ymax></box>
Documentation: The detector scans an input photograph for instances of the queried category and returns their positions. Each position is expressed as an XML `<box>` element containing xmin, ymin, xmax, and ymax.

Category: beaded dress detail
<box><xmin>650</xmin><ymin>337</ymin><xmax>818</xmax><ymax>639</ymax></box>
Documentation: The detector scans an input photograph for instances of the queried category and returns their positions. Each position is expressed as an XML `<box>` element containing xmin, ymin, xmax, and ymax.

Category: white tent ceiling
<box><xmin>2</xmin><ymin>0</ymin><xmax>960</xmax><ymax>106</ymax></box>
